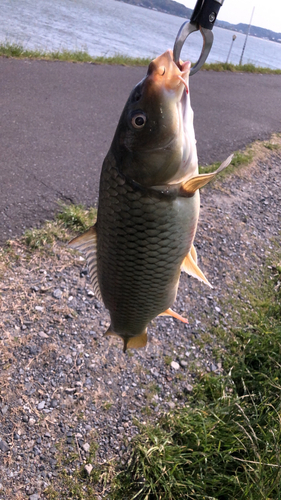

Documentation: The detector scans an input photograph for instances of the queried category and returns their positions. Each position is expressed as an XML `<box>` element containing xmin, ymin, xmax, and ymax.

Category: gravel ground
<box><xmin>0</xmin><ymin>138</ymin><xmax>280</xmax><ymax>499</ymax></box>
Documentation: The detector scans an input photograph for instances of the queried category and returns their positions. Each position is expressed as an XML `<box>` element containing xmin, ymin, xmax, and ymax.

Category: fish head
<box><xmin>112</xmin><ymin>49</ymin><xmax>198</xmax><ymax>187</ymax></box>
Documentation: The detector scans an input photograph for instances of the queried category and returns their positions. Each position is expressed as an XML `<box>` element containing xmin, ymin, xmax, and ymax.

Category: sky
<box><xmin>177</xmin><ymin>0</ymin><xmax>281</xmax><ymax>33</ymax></box>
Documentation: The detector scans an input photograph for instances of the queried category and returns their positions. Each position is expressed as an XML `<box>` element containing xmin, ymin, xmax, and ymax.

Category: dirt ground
<box><xmin>0</xmin><ymin>136</ymin><xmax>280</xmax><ymax>499</ymax></box>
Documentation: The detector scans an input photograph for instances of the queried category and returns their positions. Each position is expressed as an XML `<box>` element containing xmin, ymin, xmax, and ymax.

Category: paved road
<box><xmin>0</xmin><ymin>58</ymin><xmax>281</xmax><ymax>244</ymax></box>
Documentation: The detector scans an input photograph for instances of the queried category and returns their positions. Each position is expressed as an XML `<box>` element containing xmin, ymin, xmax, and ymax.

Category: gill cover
<box><xmin>112</xmin><ymin>50</ymin><xmax>197</xmax><ymax>187</ymax></box>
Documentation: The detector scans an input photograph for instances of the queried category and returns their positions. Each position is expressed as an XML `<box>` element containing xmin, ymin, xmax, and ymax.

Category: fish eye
<box><xmin>131</xmin><ymin>113</ymin><xmax>146</xmax><ymax>129</ymax></box>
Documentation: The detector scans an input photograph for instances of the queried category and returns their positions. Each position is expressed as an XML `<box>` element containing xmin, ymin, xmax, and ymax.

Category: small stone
<box><xmin>38</xmin><ymin>331</ymin><xmax>49</xmax><ymax>338</ymax></box>
<box><xmin>29</xmin><ymin>494</ymin><xmax>40</xmax><ymax>500</ymax></box>
<box><xmin>31</xmin><ymin>286</ymin><xmax>39</xmax><ymax>292</ymax></box>
<box><xmin>1</xmin><ymin>405</ymin><xmax>8</xmax><ymax>415</ymax></box>
<box><xmin>150</xmin><ymin>367</ymin><xmax>159</xmax><ymax>377</ymax></box>
<box><xmin>168</xmin><ymin>402</ymin><xmax>175</xmax><ymax>409</ymax></box>
<box><xmin>183</xmin><ymin>384</ymin><xmax>193</xmax><ymax>394</ymax></box>
<box><xmin>82</xmin><ymin>443</ymin><xmax>90</xmax><ymax>452</ymax></box>
<box><xmin>35</xmin><ymin>306</ymin><xmax>43</xmax><ymax>312</ymax></box>
<box><xmin>215</xmin><ymin>306</ymin><xmax>221</xmax><ymax>313</ymax></box>
<box><xmin>29</xmin><ymin>417</ymin><xmax>36</xmax><ymax>425</ymax></box>
<box><xmin>84</xmin><ymin>464</ymin><xmax>93</xmax><ymax>475</ymax></box>
<box><xmin>0</xmin><ymin>440</ymin><xmax>9</xmax><ymax>452</ymax></box>
<box><xmin>171</xmin><ymin>361</ymin><xmax>180</xmax><ymax>370</ymax></box>
<box><xmin>22</xmin><ymin>415</ymin><xmax>29</xmax><ymax>423</ymax></box>
<box><xmin>179</xmin><ymin>360</ymin><xmax>188</xmax><ymax>368</ymax></box>
<box><xmin>65</xmin><ymin>388</ymin><xmax>76</xmax><ymax>394</ymax></box>
<box><xmin>53</xmin><ymin>289</ymin><xmax>62</xmax><ymax>299</ymax></box>
<box><xmin>87</xmin><ymin>290</ymin><xmax>95</xmax><ymax>297</ymax></box>
<box><xmin>29</xmin><ymin>345</ymin><xmax>38</xmax><ymax>355</ymax></box>
<box><xmin>37</xmin><ymin>401</ymin><xmax>45</xmax><ymax>410</ymax></box>
<box><xmin>50</xmin><ymin>399</ymin><xmax>58</xmax><ymax>408</ymax></box>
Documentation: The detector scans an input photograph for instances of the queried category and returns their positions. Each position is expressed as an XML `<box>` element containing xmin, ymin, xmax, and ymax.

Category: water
<box><xmin>1</xmin><ymin>0</ymin><xmax>281</xmax><ymax>69</ymax></box>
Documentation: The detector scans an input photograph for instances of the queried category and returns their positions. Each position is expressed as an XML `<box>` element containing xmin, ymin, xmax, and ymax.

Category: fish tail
<box><xmin>105</xmin><ymin>327</ymin><xmax>147</xmax><ymax>353</ymax></box>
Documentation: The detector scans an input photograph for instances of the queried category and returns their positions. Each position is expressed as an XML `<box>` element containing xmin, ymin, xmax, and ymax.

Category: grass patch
<box><xmin>44</xmin><ymin>435</ymin><xmax>113</xmax><ymax>499</ymax></box>
<box><xmin>56</xmin><ymin>202</ymin><xmax>97</xmax><ymax>232</ymax></box>
<box><xmin>1</xmin><ymin>42</ymin><xmax>281</xmax><ymax>73</ymax></box>
<box><xmin>110</xmin><ymin>256</ymin><xmax>281</xmax><ymax>499</ymax></box>
<box><xmin>203</xmin><ymin>61</ymin><xmax>281</xmax><ymax>74</ymax></box>
<box><xmin>264</xmin><ymin>142</ymin><xmax>280</xmax><ymax>151</ymax></box>
<box><xmin>0</xmin><ymin>42</ymin><xmax>151</xmax><ymax>66</ymax></box>
<box><xmin>199</xmin><ymin>147</ymin><xmax>253</xmax><ymax>175</ymax></box>
<box><xmin>23</xmin><ymin>202</ymin><xmax>96</xmax><ymax>249</ymax></box>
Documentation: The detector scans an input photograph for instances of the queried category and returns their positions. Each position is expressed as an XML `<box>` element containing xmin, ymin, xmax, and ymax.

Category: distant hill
<box><xmin>116</xmin><ymin>0</ymin><xmax>281</xmax><ymax>43</ymax></box>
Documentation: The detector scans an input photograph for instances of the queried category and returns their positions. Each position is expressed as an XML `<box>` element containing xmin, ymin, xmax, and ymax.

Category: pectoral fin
<box><xmin>68</xmin><ymin>225</ymin><xmax>102</xmax><ymax>301</ymax></box>
<box><xmin>181</xmin><ymin>251</ymin><xmax>213</xmax><ymax>288</ymax></box>
<box><xmin>180</xmin><ymin>154</ymin><xmax>233</xmax><ymax>197</ymax></box>
<box><xmin>105</xmin><ymin>328</ymin><xmax>147</xmax><ymax>353</ymax></box>
<box><xmin>159</xmin><ymin>308</ymin><xmax>188</xmax><ymax>324</ymax></box>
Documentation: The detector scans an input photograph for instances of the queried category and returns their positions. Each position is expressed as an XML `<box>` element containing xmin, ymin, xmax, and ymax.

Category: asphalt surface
<box><xmin>1</xmin><ymin>57</ymin><xmax>281</xmax><ymax>244</ymax></box>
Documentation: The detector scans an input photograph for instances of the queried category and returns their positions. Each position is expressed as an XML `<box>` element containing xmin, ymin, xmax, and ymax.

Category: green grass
<box><xmin>110</xmin><ymin>257</ymin><xmax>281</xmax><ymax>499</ymax></box>
<box><xmin>23</xmin><ymin>202</ymin><xmax>96</xmax><ymax>249</ymax></box>
<box><xmin>264</xmin><ymin>142</ymin><xmax>280</xmax><ymax>151</ymax></box>
<box><xmin>1</xmin><ymin>42</ymin><xmax>281</xmax><ymax>73</ymax></box>
<box><xmin>203</xmin><ymin>61</ymin><xmax>281</xmax><ymax>74</ymax></box>
<box><xmin>199</xmin><ymin>148</ymin><xmax>253</xmax><ymax>175</ymax></box>
<box><xmin>0</xmin><ymin>42</ymin><xmax>151</xmax><ymax>66</ymax></box>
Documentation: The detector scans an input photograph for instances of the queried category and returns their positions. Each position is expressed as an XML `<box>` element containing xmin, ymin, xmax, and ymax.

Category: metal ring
<box><xmin>173</xmin><ymin>22</ymin><xmax>214</xmax><ymax>76</ymax></box>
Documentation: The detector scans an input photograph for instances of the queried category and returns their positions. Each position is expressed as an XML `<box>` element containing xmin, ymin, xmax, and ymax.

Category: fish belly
<box><xmin>97</xmin><ymin>155</ymin><xmax>199</xmax><ymax>338</ymax></box>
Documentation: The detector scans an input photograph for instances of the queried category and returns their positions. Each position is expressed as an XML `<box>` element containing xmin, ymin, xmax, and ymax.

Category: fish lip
<box><xmin>148</xmin><ymin>49</ymin><xmax>190</xmax><ymax>95</ymax></box>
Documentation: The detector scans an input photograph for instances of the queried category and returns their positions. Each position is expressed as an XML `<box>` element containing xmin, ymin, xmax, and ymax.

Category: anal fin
<box><xmin>68</xmin><ymin>225</ymin><xmax>102</xmax><ymax>302</ymax></box>
<box><xmin>159</xmin><ymin>308</ymin><xmax>188</xmax><ymax>324</ymax></box>
<box><xmin>180</xmin><ymin>154</ymin><xmax>233</xmax><ymax>197</ymax></box>
<box><xmin>190</xmin><ymin>243</ymin><xmax>197</xmax><ymax>264</ymax></box>
<box><xmin>181</xmin><ymin>251</ymin><xmax>213</xmax><ymax>288</ymax></box>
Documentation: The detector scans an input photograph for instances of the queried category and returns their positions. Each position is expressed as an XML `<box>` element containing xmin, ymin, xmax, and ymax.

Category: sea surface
<box><xmin>1</xmin><ymin>0</ymin><xmax>281</xmax><ymax>69</ymax></box>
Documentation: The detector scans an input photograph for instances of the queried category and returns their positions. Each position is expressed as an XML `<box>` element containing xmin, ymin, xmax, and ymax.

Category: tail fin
<box><xmin>105</xmin><ymin>327</ymin><xmax>147</xmax><ymax>353</ymax></box>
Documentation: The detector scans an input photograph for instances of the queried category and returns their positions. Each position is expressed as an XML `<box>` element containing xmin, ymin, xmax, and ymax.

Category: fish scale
<box><xmin>96</xmin><ymin>153</ymin><xmax>198</xmax><ymax>338</ymax></box>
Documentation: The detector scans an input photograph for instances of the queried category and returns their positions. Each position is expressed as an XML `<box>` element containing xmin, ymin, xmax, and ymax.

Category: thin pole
<box><xmin>226</xmin><ymin>35</ymin><xmax>236</xmax><ymax>64</ymax></box>
<box><xmin>239</xmin><ymin>7</ymin><xmax>255</xmax><ymax>65</ymax></box>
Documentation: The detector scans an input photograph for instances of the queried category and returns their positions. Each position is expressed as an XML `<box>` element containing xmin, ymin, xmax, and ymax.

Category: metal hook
<box><xmin>173</xmin><ymin>21</ymin><xmax>214</xmax><ymax>76</ymax></box>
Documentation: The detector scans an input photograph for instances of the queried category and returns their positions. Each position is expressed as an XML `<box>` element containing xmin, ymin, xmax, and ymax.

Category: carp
<box><xmin>69</xmin><ymin>49</ymin><xmax>232</xmax><ymax>352</ymax></box>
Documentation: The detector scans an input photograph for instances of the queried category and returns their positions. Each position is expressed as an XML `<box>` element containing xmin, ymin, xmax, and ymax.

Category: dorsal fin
<box><xmin>158</xmin><ymin>308</ymin><xmax>188</xmax><ymax>323</ymax></box>
<box><xmin>68</xmin><ymin>225</ymin><xmax>102</xmax><ymax>302</ymax></box>
<box><xmin>180</xmin><ymin>154</ymin><xmax>233</xmax><ymax>197</ymax></box>
<box><xmin>181</xmin><ymin>251</ymin><xmax>212</xmax><ymax>288</ymax></box>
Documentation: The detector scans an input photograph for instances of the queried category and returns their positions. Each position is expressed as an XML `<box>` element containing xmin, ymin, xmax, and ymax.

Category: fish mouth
<box><xmin>147</xmin><ymin>49</ymin><xmax>191</xmax><ymax>95</ymax></box>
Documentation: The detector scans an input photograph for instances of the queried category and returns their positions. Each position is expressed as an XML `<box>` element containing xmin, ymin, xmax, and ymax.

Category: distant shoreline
<box><xmin>115</xmin><ymin>0</ymin><xmax>281</xmax><ymax>44</ymax></box>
